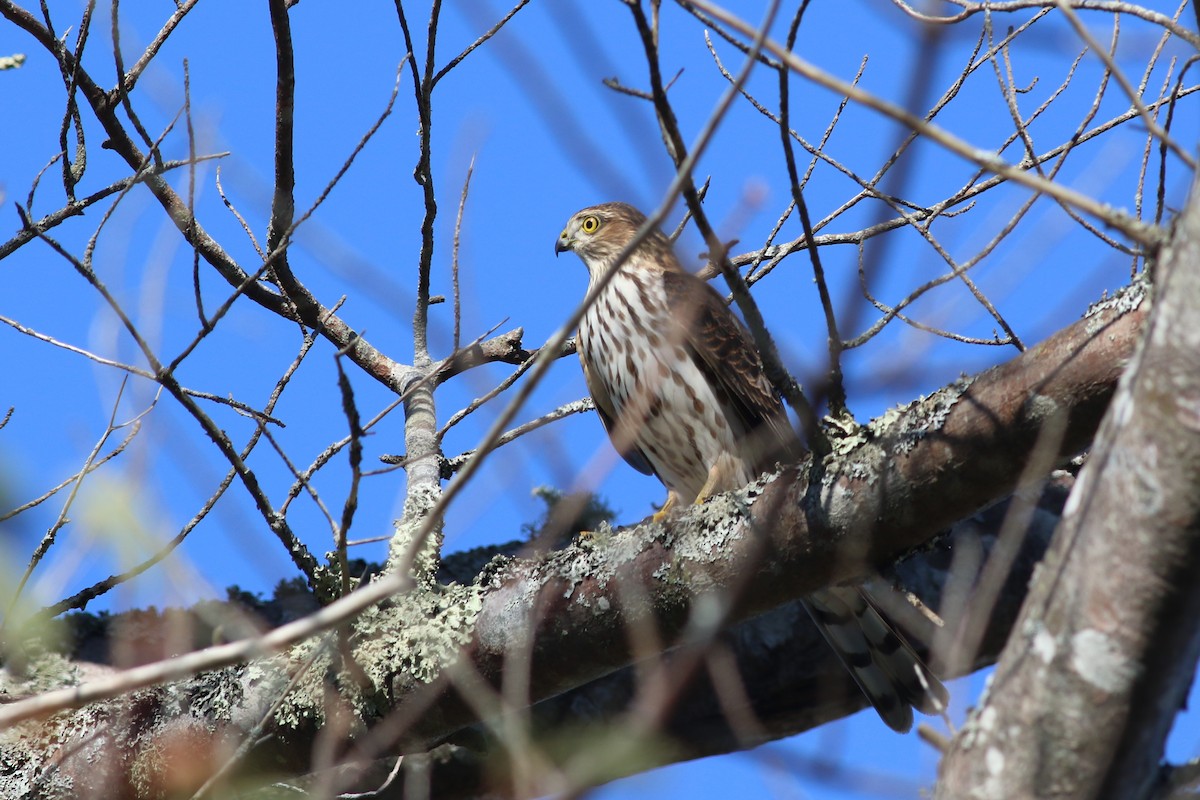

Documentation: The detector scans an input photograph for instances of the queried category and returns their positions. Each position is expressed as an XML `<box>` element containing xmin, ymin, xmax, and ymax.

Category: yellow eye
<box><xmin>580</xmin><ymin>215</ymin><xmax>601</xmax><ymax>234</ymax></box>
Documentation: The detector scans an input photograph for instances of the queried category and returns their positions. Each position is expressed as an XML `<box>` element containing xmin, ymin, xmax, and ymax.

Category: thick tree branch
<box><xmin>360</xmin><ymin>478</ymin><xmax>1069</xmax><ymax>800</ymax></box>
<box><xmin>935</xmin><ymin>175</ymin><xmax>1200</xmax><ymax>799</ymax></box>
<box><xmin>456</xmin><ymin>281</ymin><xmax>1143</xmax><ymax>716</ymax></box>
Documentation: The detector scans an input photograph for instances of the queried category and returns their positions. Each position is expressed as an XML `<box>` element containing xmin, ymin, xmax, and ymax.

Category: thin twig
<box><xmin>451</xmin><ymin>156</ymin><xmax>475</xmax><ymax>353</ymax></box>
<box><xmin>334</xmin><ymin>352</ymin><xmax>365</xmax><ymax>598</ymax></box>
<box><xmin>691</xmin><ymin>0</ymin><xmax>1165</xmax><ymax>248</ymax></box>
<box><xmin>430</xmin><ymin>0</ymin><xmax>530</xmax><ymax>87</ymax></box>
<box><xmin>442</xmin><ymin>398</ymin><xmax>595</xmax><ymax>475</ymax></box>
<box><xmin>28</xmin><ymin>328</ymin><xmax>320</xmax><ymax>624</ymax></box>
<box><xmin>4</xmin><ymin>379</ymin><xmax>152</xmax><ymax>627</ymax></box>
<box><xmin>1054</xmin><ymin>0</ymin><xmax>1193</xmax><ymax>169</ymax></box>
<box><xmin>891</xmin><ymin>0</ymin><xmax>1200</xmax><ymax>50</ymax></box>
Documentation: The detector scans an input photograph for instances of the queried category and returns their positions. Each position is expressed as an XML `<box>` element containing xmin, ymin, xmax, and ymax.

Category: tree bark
<box><xmin>934</xmin><ymin>175</ymin><xmax>1200</xmax><ymax>800</ymax></box>
<box><xmin>370</xmin><ymin>478</ymin><xmax>1070</xmax><ymax>800</ymax></box>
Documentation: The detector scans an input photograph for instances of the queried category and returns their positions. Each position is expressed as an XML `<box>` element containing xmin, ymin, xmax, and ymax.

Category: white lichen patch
<box><xmin>980</xmin><ymin>744</ymin><xmax>1008</xmax><ymax>798</ymax></box>
<box><xmin>978</xmin><ymin>705</ymin><xmax>997</xmax><ymax>732</ymax></box>
<box><xmin>956</xmin><ymin>704</ymin><xmax>988</xmax><ymax>751</ymax></box>
<box><xmin>1083</xmin><ymin>276</ymin><xmax>1148</xmax><ymax>335</ymax></box>
<box><xmin>387</xmin><ymin>482</ymin><xmax>445</xmax><ymax>580</ymax></box>
<box><xmin>1031</xmin><ymin>626</ymin><xmax>1058</xmax><ymax>664</ymax></box>
<box><xmin>0</xmin><ymin>651</ymin><xmax>83</xmax><ymax>698</ymax></box>
<box><xmin>0</xmin><ymin>741</ymin><xmax>74</xmax><ymax>798</ymax></box>
<box><xmin>523</xmin><ymin>522</ymin><xmax>664</xmax><ymax>611</ymax></box>
<box><xmin>170</xmin><ymin>664</ymin><xmax>248</xmax><ymax>723</ymax></box>
<box><xmin>1070</xmin><ymin>628</ymin><xmax>1139</xmax><ymax>694</ymax></box>
<box><xmin>986</xmin><ymin>746</ymin><xmax>1005</xmax><ymax>776</ymax></box>
<box><xmin>1084</xmin><ymin>277</ymin><xmax>1147</xmax><ymax>323</ymax></box>
<box><xmin>865</xmin><ymin>375</ymin><xmax>975</xmax><ymax>456</ymax></box>
<box><xmin>357</xmin><ymin>583</ymin><xmax>484</xmax><ymax>688</ymax></box>
<box><xmin>826</xmin><ymin>415</ymin><xmax>870</xmax><ymax>458</ymax></box>
<box><xmin>0</xmin><ymin>654</ymin><xmax>128</xmax><ymax>797</ymax></box>
<box><xmin>677</xmin><ymin>494</ymin><xmax>747</xmax><ymax>552</ymax></box>
<box><xmin>508</xmin><ymin>487</ymin><xmax>761</xmax><ymax>609</ymax></box>
<box><xmin>273</xmin><ymin>580</ymin><xmax>485</xmax><ymax>728</ymax></box>
<box><xmin>263</xmin><ymin>478</ymin><xmax>482</xmax><ymax>728</ymax></box>
<box><xmin>1023</xmin><ymin>394</ymin><xmax>1060</xmax><ymax>423</ymax></box>
<box><xmin>0</xmin><ymin>656</ymin><xmax>142</xmax><ymax>800</ymax></box>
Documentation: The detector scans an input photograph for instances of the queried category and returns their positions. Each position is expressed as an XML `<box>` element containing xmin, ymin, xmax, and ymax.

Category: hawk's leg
<box><xmin>651</xmin><ymin>490</ymin><xmax>682</xmax><ymax>523</ymax></box>
<box><xmin>693</xmin><ymin>454</ymin><xmax>742</xmax><ymax>505</ymax></box>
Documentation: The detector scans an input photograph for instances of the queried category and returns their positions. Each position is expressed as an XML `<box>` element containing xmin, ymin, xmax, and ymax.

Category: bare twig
<box><xmin>333</xmin><ymin>352</ymin><xmax>365</xmax><ymax>599</ymax></box>
<box><xmin>1054</xmin><ymin>0</ymin><xmax>1193</xmax><ymax>169</ymax></box>
<box><xmin>25</xmin><ymin>327</ymin><xmax>320</xmax><ymax>625</ymax></box>
<box><xmin>890</xmin><ymin>0</ymin><xmax>1200</xmax><ymax>51</ymax></box>
<box><xmin>691</xmin><ymin>0</ymin><xmax>1166</xmax><ymax>248</ymax></box>
<box><xmin>430</xmin><ymin>0</ymin><xmax>529</xmax><ymax>87</ymax></box>
<box><xmin>4</xmin><ymin>379</ymin><xmax>153</xmax><ymax>627</ymax></box>
<box><xmin>451</xmin><ymin>156</ymin><xmax>474</xmax><ymax>352</ymax></box>
<box><xmin>121</xmin><ymin>0</ymin><xmax>200</xmax><ymax>91</ymax></box>
<box><xmin>442</xmin><ymin>398</ymin><xmax>596</xmax><ymax>475</ymax></box>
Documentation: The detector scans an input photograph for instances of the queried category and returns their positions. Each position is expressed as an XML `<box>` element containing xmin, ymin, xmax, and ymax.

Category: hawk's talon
<box><xmin>692</xmin><ymin>460</ymin><xmax>730</xmax><ymax>506</ymax></box>
<box><xmin>650</xmin><ymin>490</ymin><xmax>681</xmax><ymax>524</ymax></box>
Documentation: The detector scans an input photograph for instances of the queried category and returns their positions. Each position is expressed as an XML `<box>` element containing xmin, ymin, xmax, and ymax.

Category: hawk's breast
<box><xmin>578</xmin><ymin>269</ymin><xmax>753</xmax><ymax>502</ymax></box>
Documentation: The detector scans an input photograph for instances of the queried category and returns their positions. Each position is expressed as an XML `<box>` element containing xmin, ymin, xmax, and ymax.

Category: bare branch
<box><xmin>935</xmin><ymin>165</ymin><xmax>1200</xmax><ymax>800</ymax></box>
<box><xmin>442</xmin><ymin>398</ymin><xmax>596</xmax><ymax>476</ymax></box>
<box><xmin>4</xmin><ymin>379</ymin><xmax>152</xmax><ymax>625</ymax></box>
<box><xmin>122</xmin><ymin>0</ymin><xmax>200</xmax><ymax>91</ymax></box>
<box><xmin>451</xmin><ymin>155</ymin><xmax>474</xmax><ymax>353</ymax></box>
<box><xmin>1054</xmin><ymin>0</ymin><xmax>1194</xmax><ymax>169</ymax></box>
<box><xmin>692</xmin><ymin>0</ymin><xmax>1166</xmax><ymax>248</ymax></box>
<box><xmin>892</xmin><ymin>0</ymin><xmax>1200</xmax><ymax>51</ymax></box>
<box><xmin>430</xmin><ymin>0</ymin><xmax>529</xmax><ymax>87</ymax></box>
<box><xmin>23</xmin><ymin>328</ymin><xmax>320</xmax><ymax>626</ymax></box>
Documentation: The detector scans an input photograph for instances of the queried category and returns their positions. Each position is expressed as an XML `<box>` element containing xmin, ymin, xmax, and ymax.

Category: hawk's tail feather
<box><xmin>803</xmin><ymin>586</ymin><xmax>947</xmax><ymax>733</ymax></box>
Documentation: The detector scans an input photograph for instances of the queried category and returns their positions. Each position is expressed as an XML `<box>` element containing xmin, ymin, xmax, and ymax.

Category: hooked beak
<box><xmin>555</xmin><ymin>230</ymin><xmax>572</xmax><ymax>257</ymax></box>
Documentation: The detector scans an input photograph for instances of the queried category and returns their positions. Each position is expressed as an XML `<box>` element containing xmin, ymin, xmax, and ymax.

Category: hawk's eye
<box><xmin>580</xmin><ymin>215</ymin><xmax>601</xmax><ymax>234</ymax></box>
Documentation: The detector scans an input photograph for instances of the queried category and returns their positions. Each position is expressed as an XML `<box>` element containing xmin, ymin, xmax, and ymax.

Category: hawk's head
<box><xmin>556</xmin><ymin>202</ymin><xmax>671</xmax><ymax>277</ymax></box>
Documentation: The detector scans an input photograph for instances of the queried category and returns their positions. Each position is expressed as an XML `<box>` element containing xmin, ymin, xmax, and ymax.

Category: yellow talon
<box><xmin>651</xmin><ymin>491</ymin><xmax>681</xmax><ymax>523</ymax></box>
<box><xmin>691</xmin><ymin>460</ymin><xmax>734</xmax><ymax>503</ymax></box>
<box><xmin>693</xmin><ymin>463</ymin><xmax>725</xmax><ymax>506</ymax></box>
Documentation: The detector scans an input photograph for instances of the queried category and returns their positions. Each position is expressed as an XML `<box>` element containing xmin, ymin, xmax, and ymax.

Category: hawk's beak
<box><xmin>555</xmin><ymin>230</ymin><xmax>572</xmax><ymax>257</ymax></box>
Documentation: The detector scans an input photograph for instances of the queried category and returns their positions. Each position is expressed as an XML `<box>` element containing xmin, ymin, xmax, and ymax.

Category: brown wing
<box><xmin>580</xmin><ymin>355</ymin><xmax>656</xmax><ymax>477</ymax></box>
<box><xmin>660</xmin><ymin>269</ymin><xmax>803</xmax><ymax>472</ymax></box>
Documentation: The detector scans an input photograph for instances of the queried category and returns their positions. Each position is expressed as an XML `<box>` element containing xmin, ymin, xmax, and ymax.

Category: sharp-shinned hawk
<box><xmin>555</xmin><ymin>201</ymin><xmax>947</xmax><ymax>732</ymax></box>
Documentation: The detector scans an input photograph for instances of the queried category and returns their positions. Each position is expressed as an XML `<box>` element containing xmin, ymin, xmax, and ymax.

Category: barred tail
<box><xmin>803</xmin><ymin>586</ymin><xmax>948</xmax><ymax>733</ymax></box>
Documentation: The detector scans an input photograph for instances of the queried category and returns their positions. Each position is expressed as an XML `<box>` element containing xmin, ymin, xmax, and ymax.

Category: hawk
<box><xmin>555</xmin><ymin>201</ymin><xmax>947</xmax><ymax>732</ymax></box>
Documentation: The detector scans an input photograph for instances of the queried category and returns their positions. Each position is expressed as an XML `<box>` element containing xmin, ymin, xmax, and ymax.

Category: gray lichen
<box><xmin>387</xmin><ymin>481</ymin><xmax>445</xmax><ymax>580</ymax></box>
<box><xmin>269</xmin><ymin>574</ymin><xmax>485</xmax><ymax>729</ymax></box>
<box><xmin>1084</xmin><ymin>274</ymin><xmax>1149</xmax><ymax>335</ymax></box>
<box><xmin>665</xmin><ymin>494</ymin><xmax>742</xmax><ymax>571</ymax></box>
<box><xmin>870</xmin><ymin>375</ymin><xmax>975</xmax><ymax>456</ymax></box>
<box><xmin>0</xmin><ymin>653</ymin><xmax>114</xmax><ymax>799</ymax></box>
<box><xmin>249</xmin><ymin>478</ymin><xmax>484</xmax><ymax>730</ymax></box>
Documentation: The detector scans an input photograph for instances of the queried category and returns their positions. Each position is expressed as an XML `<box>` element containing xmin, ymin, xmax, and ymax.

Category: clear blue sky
<box><xmin>1</xmin><ymin>1</ymin><xmax>1196</xmax><ymax>797</ymax></box>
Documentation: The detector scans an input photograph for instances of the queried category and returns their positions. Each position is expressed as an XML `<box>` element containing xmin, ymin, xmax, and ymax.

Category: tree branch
<box><xmin>935</xmin><ymin>170</ymin><xmax>1200</xmax><ymax>800</ymax></box>
<box><xmin>371</xmin><ymin>480</ymin><xmax>1069</xmax><ymax>799</ymax></box>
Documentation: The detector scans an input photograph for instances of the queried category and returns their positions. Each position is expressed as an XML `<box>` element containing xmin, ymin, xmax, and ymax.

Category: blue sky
<box><xmin>1</xmin><ymin>0</ymin><xmax>1197</xmax><ymax>797</ymax></box>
